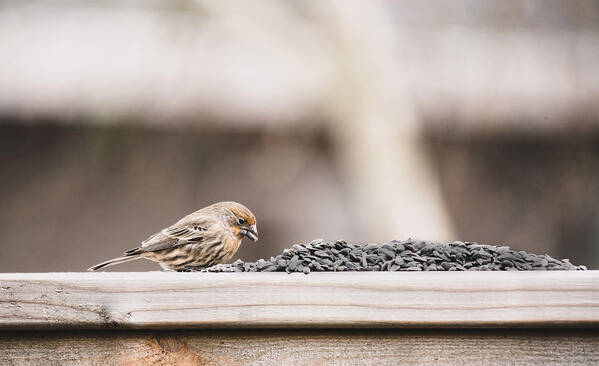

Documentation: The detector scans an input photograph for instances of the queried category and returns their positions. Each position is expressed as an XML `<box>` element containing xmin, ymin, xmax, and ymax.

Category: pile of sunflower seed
<box><xmin>200</xmin><ymin>239</ymin><xmax>586</xmax><ymax>273</ymax></box>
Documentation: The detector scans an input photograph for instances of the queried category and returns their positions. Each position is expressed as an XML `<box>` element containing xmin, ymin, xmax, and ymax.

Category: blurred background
<box><xmin>1</xmin><ymin>0</ymin><xmax>598</xmax><ymax>272</ymax></box>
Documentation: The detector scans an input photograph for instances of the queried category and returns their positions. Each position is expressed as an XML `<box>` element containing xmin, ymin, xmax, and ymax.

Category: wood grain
<box><xmin>1</xmin><ymin>329</ymin><xmax>598</xmax><ymax>366</ymax></box>
<box><xmin>0</xmin><ymin>271</ymin><xmax>598</xmax><ymax>329</ymax></box>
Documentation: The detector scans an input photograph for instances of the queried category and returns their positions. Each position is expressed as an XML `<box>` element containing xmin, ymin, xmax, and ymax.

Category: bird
<box><xmin>88</xmin><ymin>201</ymin><xmax>258</xmax><ymax>271</ymax></box>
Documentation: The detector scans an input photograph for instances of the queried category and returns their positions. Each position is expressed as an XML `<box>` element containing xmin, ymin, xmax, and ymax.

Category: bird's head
<box><xmin>220</xmin><ymin>201</ymin><xmax>259</xmax><ymax>242</ymax></box>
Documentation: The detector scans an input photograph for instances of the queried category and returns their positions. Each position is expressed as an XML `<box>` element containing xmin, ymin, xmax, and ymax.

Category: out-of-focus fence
<box><xmin>1</xmin><ymin>0</ymin><xmax>598</xmax><ymax>271</ymax></box>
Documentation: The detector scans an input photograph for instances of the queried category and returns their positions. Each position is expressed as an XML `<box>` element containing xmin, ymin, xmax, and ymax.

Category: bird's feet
<box><xmin>177</xmin><ymin>266</ymin><xmax>205</xmax><ymax>272</ymax></box>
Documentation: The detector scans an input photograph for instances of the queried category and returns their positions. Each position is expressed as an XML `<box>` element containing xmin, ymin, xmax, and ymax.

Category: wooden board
<box><xmin>1</xmin><ymin>329</ymin><xmax>598</xmax><ymax>366</ymax></box>
<box><xmin>1</xmin><ymin>272</ymin><xmax>597</xmax><ymax>329</ymax></box>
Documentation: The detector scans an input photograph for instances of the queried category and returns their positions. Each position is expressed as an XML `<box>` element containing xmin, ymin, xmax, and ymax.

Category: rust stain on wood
<box><xmin>120</xmin><ymin>334</ymin><xmax>237</xmax><ymax>366</ymax></box>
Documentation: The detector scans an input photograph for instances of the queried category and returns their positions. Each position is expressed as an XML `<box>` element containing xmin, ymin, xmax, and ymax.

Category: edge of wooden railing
<box><xmin>1</xmin><ymin>271</ymin><xmax>598</xmax><ymax>330</ymax></box>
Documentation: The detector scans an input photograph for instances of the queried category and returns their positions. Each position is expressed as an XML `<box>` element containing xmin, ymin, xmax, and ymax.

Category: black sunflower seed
<box><xmin>199</xmin><ymin>239</ymin><xmax>585</xmax><ymax>273</ymax></box>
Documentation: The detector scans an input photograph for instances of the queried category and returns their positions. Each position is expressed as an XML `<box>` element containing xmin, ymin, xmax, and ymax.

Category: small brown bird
<box><xmin>88</xmin><ymin>201</ymin><xmax>258</xmax><ymax>271</ymax></box>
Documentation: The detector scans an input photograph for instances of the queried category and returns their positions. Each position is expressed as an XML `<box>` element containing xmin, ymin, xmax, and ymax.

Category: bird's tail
<box><xmin>87</xmin><ymin>255</ymin><xmax>142</xmax><ymax>271</ymax></box>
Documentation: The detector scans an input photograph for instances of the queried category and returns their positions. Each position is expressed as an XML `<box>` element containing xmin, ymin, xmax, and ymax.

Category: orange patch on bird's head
<box><xmin>222</xmin><ymin>201</ymin><xmax>256</xmax><ymax>226</ymax></box>
<box><xmin>219</xmin><ymin>201</ymin><xmax>259</xmax><ymax>242</ymax></box>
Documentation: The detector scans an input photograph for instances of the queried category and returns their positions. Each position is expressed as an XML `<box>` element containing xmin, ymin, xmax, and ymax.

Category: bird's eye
<box><xmin>238</xmin><ymin>218</ymin><xmax>246</xmax><ymax>225</ymax></box>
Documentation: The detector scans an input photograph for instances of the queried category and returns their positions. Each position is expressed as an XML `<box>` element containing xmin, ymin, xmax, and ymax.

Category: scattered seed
<box><xmin>201</xmin><ymin>239</ymin><xmax>585</xmax><ymax>273</ymax></box>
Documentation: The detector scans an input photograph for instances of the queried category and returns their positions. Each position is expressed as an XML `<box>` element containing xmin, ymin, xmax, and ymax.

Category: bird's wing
<box><xmin>159</xmin><ymin>225</ymin><xmax>208</xmax><ymax>242</ymax></box>
<box><xmin>124</xmin><ymin>222</ymin><xmax>210</xmax><ymax>255</ymax></box>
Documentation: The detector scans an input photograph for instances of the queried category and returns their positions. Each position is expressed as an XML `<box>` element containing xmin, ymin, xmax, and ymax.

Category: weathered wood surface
<box><xmin>1</xmin><ymin>272</ymin><xmax>598</xmax><ymax>329</ymax></box>
<box><xmin>1</xmin><ymin>329</ymin><xmax>598</xmax><ymax>366</ymax></box>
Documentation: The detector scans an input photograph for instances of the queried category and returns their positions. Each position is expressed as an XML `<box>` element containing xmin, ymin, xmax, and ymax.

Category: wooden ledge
<box><xmin>1</xmin><ymin>271</ymin><xmax>598</xmax><ymax>330</ymax></box>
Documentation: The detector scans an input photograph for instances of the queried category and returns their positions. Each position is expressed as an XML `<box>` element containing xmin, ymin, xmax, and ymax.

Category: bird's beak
<box><xmin>245</xmin><ymin>225</ymin><xmax>259</xmax><ymax>242</ymax></box>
